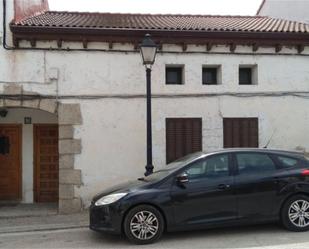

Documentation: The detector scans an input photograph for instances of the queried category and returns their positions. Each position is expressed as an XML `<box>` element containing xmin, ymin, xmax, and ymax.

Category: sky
<box><xmin>49</xmin><ymin>0</ymin><xmax>263</xmax><ymax>16</ymax></box>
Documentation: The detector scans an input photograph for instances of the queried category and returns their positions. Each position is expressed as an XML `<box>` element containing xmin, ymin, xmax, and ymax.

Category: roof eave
<box><xmin>10</xmin><ymin>25</ymin><xmax>309</xmax><ymax>47</ymax></box>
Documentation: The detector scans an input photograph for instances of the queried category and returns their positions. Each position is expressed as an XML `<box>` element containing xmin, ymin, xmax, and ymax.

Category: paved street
<box><xmin>1</xmin><ymin>224</ymin><xmax>309</xmax><ymax>249</ymax></box>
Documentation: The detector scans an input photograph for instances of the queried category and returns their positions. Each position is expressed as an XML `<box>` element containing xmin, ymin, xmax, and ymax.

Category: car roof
<box><xmin>203</xmin><ymin>148</ymin><xmax>306</xmax><ymax>159</ymax></box>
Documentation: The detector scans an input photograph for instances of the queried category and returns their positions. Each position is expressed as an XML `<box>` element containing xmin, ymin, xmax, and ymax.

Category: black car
<box><xmin>90</xmin><ymin>149</ymin><xmax>309</xmax><ymax>244</ymax></box>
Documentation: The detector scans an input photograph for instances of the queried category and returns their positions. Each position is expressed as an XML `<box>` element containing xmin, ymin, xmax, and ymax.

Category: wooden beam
<box><xmin>275</xmin><ymin>44</ymin><xmax>282</xmax><ymax>53</ymax></box>
<box><xmin>206</xmin><ymin>43</ymin><xmax>213</xmax><ymax>51</ymax></box>
<box><xmin>30</xmin><ymin>39</ymin><xmax>36</xmax><ymax>48</ymax></box>
<box><xmin>57</xmin><ymin>39</ymin><xmax>62</xmax><ymax>48</ymax></box>
<box><xmin>13</xmin><ymin>38</ymin><xmax>19</xmax><ymax>48</ymax></box>
<box><xmin>182</xmin><ymin>43</ymin><xmax>187</xmax><ymax>51</ymax></box>
<box><xmin>133</xmin><ymin>42</ymin><xmax>139</xmax><ymax>50</ymax></box>
<box><xmin>297</xmin><ymin>44</ymin><xmax>304</xmax><ymax>54</ymax></box>
<box><xmin>252</xmin><ymin>43</ymin><xmax>259</xmax><ymax>52</ymax></box>
<box><xmin>82</xmin><ymin>39</ymin><xmax>88</xmax><ymax>49</ymax></box>
<box><xmin>229</xmin><ymin>43</ymin><xmax>236</xmax><ymax>52</ymax></box>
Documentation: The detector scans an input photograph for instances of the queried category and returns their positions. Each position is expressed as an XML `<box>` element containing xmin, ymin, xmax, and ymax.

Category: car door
<box><xmin>233</xmin><ymin>152</ymin><xmax>279</xmax><ymax>220</ymax></box>
<box><xmin>170</xmin><ymin>153</ymin><xmax>237</xmax><ymax>228</ymax></box>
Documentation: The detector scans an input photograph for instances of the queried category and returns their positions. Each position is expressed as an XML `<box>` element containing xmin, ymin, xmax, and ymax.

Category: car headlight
<box><xmin>94</xmin><ymin>193</ymin><xmax>128</xmax><ymax>206</ymax></box>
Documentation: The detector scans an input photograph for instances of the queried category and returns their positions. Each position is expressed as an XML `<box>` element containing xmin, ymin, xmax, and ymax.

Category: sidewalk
<box><xmin>0</xmin><ymin>204</ymin><xmax>88</xmax><ymax>234</ymax></box>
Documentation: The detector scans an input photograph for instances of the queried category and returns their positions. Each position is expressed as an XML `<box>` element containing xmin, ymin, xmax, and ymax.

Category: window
<box><xmin>202</xmin><ymin>67</ymin><xmax>218</xmax><ymax>85</ymax></box>
<box><xmin>166</xmin><ymin>66</ymin><xmax>183</xmax><ymax>85</ymax></box>
<box><xmin>186</xmin><ymin>154</ymin><xmax>229</xmax><ymax>179</ymax></box>
<box><xmin>276</xmin><ymin>156</ymin><xmax>299</xmax><ymax>168</ymax></box>
<box><xmin>239</xmin><ymin>65</ymin><xmax>258</xmax><ymax>85</ymax></box>
<box><xmin>239</xmin><ymin>68</ymin><xmax>252</xmax><ymax>85</ymax></box>
<box><xmin>166</xmin><ymin>118</ymin><xmax>202</xmax><ymax>163</ymax></box>
<box><xmin>223</xmin><ymin>118</ymin><xmax>258</xmax><ymax>148</ymax></box>
<box><xmin>236</xmin><ymin>153</ymin><xmax>276</xmax><ymax>174</ymax></box>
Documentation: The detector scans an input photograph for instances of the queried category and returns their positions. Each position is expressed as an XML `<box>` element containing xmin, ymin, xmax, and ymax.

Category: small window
<box><xmin>202</xmin><ymin>67</ymin><xmax>218</xmax><ymax>85</ymax></box>
<box><xmin>166</xmin><ymin>66</ymin><xmax>183</xmax><ymax>85</ymax></box>
<box><xmin>186</xmin><ymin>154</ymin><xmax>229</xmax><ymax>179</ymax></box>
<box><xmin>276</xmin><ymin>156</ymin><xmax>299</xmax><ymax>168</ymax></box>
<box><xmin>239</xmin><ymin>68</ymin><xmax>252</xmax><ymax>85</ymax></box>
<box><xmin>236</xmin><ymin>153</ymin><xmax>276</xmax><ymax>174</ymax></box>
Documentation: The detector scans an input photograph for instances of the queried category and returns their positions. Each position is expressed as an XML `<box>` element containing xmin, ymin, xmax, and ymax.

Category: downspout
<box><xmin>2</xmin><ymin>0</ymin><xmax>14</xmax><ymax>50</ymax></box>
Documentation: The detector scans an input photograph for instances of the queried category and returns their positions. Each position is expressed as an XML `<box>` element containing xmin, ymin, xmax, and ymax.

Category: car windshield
<box><xmin>142</xmin><ymin>152</ymin><xmax>205</xmax><ymax>182</ymax></box>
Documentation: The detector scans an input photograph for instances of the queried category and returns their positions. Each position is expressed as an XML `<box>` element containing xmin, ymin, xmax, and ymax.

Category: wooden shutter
<box><xmin>166</xmin><ymin>118</ymin><xmax>202</xmax><ymax>164</ymax></box>
<box><xmin>223</xmin><ymin>118</ymin><xmax>258</xmax><ymax>148</ymax></box>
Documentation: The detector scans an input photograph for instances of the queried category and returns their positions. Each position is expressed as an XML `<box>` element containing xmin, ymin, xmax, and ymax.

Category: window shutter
<box><xmin>166</xmin><ymin>118</ymin><xmax>202</xmax><ymax>164</ymax></box>
<box><xmin>223</xmin><ymin>118</ymin><xmax>258</xmax><ymax>148</ymax></box>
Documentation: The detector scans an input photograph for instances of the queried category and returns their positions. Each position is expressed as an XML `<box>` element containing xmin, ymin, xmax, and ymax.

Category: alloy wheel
<box><xmin>288</xmin><ymin>200</ymin><xmax>309</xmax><ymax>228</ymax></box>
<box><xmin>129</xmin><ymin>211</ymin><xmax>159</xmax><ymax>240</ymax></box>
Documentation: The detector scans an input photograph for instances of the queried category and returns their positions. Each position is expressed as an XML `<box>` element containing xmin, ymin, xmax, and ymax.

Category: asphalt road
<box><xmin>1</xmin><ymin>224</ymin><xmax>309</xmax><ymax>249</ymax></box>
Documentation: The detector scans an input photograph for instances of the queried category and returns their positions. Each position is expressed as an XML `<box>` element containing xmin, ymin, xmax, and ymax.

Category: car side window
<box><xmin>186</xmin><ymin>154</ymin><xmax>229</xmax><ymax>179</ymax></box>
<box><xmin>276</xmin><ymin>156</ymin><xmax>299</xmax><ymax>168</ymax></box>
<box><xmin>236</xmin><ymin>153</ymin><xmax>276</xmax><ymax>175</ymax></box>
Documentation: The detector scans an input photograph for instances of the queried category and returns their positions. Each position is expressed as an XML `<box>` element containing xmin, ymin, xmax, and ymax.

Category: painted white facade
<box><xmin>1</xmin><ymin>2</ymin><xmax>309</xmax><ymax>207</ymax></box>
<box><xmin>258</xmin><ymin>0</ymin><xmax>309</xmax><ymax>23</ymax></box>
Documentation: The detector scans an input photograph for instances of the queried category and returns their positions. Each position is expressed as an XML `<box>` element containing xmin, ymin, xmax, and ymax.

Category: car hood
<box><xmin>92</xmin><ymin>179</ymin><xmax>153</xmax><ymax>202</ymax></box>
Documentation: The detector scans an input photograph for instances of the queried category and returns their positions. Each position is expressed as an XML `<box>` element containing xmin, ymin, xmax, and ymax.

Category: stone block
<box><xmin>4</xmin><ymin>99</ymin><xmax>21</xmax><ymax>107</ymax></box>
<box><xmin>59</xmin><ymin>184</ymin><xmax>74</xmax><ymax>199</ymax></box>
<box><xmin>59</xmin><ymin>169</ymin><xmax>81</xmax><ymax>185</ymax></box>
<box><xmin>39</xmin><ymin>99</ymin><xmax>57</xmax><ymax>113</ymax></box>
<box><xmin>59</xmin><ymin>155</ymin><xmax>74</xmax><ymax>169</ymax></box>
<box><xmin>58</xmin><ymin>104</ymin><xmax>82</xmax><ymax>125</ymax></box>
<box><xmin>22</xmin><ymin>99</ymin><xmax>40</xmax><ymax>109</ymax></box>
<box><xmin>59</xmin><ymin>198</ymin><xmax>82</xmax><ymax>214</ymax></box>
<box><xmin>59</xmin><ymin>139</ymin><xmax>81</xmax><ymax>155</ymax></box>
<box><xmin>59</xmin><ymin>125</ymin><xmax>74</xmax><ymax>139</ymax></box>
<box><xmin>3</xmin><ymin>84</ymin><xmax>22</xmax><ymax>95</ymax></box>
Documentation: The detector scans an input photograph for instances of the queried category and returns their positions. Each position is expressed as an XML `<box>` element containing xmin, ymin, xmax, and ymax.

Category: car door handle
<box><xmin>217</xmin><ymin>184</ymin><xmax>230</xmax><ymax>190</ymax></box>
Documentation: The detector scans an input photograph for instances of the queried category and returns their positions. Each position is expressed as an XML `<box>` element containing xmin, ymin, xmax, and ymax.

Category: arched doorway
<box><xmin>0</xmin><ymin>84</ymin><xmax>83</xmax><ymax>213</ymax></box>
<box><xmin>0</xmin><ymin>108</ymin><xmax>58</xmax><ymax>203</ymax></box>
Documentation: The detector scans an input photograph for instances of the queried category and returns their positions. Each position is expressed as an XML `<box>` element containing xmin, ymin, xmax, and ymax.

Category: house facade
<box><xmin>1</xmin><ymin>0</ymin><xmax>309</xmax><ymax>213</ymax></box>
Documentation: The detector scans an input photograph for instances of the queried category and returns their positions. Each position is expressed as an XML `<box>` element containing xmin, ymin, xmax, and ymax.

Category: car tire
<box><xmin>281</xmin><ymin>194</ymin><xmax>309</xmax><ymax>232</ymax></box>
<box><xmin>123</xmin><ymin>205</ymin><xmax>164</xmax><ymax>244</ymax></box>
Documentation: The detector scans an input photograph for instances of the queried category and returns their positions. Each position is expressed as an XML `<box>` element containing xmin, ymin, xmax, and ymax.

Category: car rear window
<box><xmin>236</xmin><ymin>153</ymin><xmax>276</xmax><ymax>174</ymax></box>
<box><xmin>276</xmin><ymin>155</ymin><xmax>299</xmax><ymax>168</ymax></box>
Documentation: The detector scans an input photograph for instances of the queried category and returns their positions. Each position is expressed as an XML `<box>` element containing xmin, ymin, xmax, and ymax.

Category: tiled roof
<box><xmin>12</xmin><ymin>11</ymin><xmax>309</xmax><ymax>33</ymax></box>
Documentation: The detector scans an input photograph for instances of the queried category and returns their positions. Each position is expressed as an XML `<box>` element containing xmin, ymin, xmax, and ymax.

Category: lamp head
<box><xmin>140</xmin><ymin>34</ymin><xmax>157</xmax><ymax>67</ymax></box>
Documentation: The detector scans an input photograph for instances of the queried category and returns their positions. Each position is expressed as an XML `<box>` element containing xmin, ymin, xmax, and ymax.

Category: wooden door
<box><xmin>166</xmin><ymin>118</ymin><xmax>202</xmax><ymax>164</ymax></box>
<box><xmin>0</xmin><ymin>125</ymin><xmax>22</xmax><ymax>201</ymax></box>
<box><xmin>223</xmin><ymin>118</ymin><xmax>259</xmax><ymax>148</ymax></box>
<box><xmin>34</xmin><ymin>125</ymin><xmax>59</xmax><ymax>203</ymax></box>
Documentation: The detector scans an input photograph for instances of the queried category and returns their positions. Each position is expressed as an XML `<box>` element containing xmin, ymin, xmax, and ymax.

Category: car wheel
<box><xmin>281</xmin><ymin>195</ymin><xmax>309</xmax><ymax>232</ymax></box>
<box><xmin>123</xmin><ymin>205</ymin><xmax>164</xmax><ymax>244</ymax></box>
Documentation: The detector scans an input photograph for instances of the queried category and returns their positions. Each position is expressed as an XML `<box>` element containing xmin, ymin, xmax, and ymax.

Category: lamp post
<box><xmin>140</xmin><ymin>34</ymin><xmax>158</xmax><ymax>176</ymax></box>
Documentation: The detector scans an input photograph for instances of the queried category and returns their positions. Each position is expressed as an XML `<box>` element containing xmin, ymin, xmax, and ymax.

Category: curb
<box><xmin>0</xmin><ymin>224</ymin><xmax>89</xmax><ymax>235</ymax></box>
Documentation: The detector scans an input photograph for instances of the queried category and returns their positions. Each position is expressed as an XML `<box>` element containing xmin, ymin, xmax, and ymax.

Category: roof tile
<box><xmin>12</xmin><ymin>11</ymin><xmax>309</xmax><ymax>34</ymax></box>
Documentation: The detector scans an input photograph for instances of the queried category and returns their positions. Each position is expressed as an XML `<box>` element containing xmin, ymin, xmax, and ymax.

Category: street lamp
<box><xmin>140</xmin><ymin>34</ymin><xmax>158</xmax><ymax>176</ymax></box>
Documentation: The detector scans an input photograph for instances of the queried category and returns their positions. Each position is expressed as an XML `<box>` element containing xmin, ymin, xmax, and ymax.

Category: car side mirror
<box><xmin>176</xmin><ymin>173</ymin><xmax>189</xmax><ymax>185</ymax></box>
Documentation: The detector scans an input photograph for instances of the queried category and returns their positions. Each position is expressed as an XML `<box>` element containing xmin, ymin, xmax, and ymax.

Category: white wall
<box><xmin>0</xmin><ymin>108</ymin><xmax>57</xmax><ymax>203</ymax></box>
<box><xmin>258</xmin><ymin>0</ymin><xmax>309</xmax><ymax>23</ymax></box>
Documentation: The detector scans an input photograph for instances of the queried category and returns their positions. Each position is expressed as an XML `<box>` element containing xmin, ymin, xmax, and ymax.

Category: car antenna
<box><xmin>263</xmin><ymin>128</ymin><xmax>277</xmax><ymax>148</ymax></box>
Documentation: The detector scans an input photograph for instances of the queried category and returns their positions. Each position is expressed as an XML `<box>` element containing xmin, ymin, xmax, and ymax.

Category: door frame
<box><xmin>33</xmin><ymin>124</ymin><xmax>59</xmax><ymax>203</ymax></box>
<box><xmin>0</xmin><ymin>124</ymin><xmax>22</xmax><ymax>201</ymax></box>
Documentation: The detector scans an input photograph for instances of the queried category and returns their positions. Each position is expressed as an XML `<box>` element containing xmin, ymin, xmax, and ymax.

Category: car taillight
<box><xmin>301</xmin><ymin>169</ymin><xmax>309</xmax><ymax>176</ymax></box>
